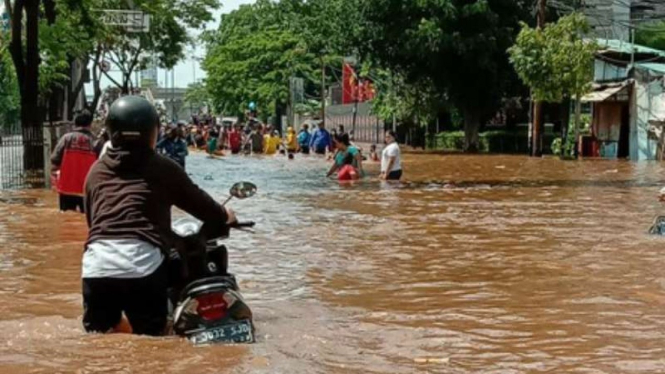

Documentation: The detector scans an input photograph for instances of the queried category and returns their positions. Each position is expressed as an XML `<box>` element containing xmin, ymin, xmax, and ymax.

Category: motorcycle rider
<box><xmin>82</xmin><ymin>96</ymin><xmax>236</xmax><ymax>336</ymax></box>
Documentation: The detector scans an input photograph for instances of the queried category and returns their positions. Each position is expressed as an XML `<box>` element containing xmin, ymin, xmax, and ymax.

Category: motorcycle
<box><xmin>168</xmin><ymin>181</ymin><xmax>258</xmax><ymax>345</ymax></box>
<box><xmin>649</xmin><ymin>215</ymin><xmax>665</xmax><ymax>235</ymax></box>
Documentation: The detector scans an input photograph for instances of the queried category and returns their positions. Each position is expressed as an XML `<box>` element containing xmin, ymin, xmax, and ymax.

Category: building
<box><xmin>584</xmin><ymin>0</ymin><xmax>631</xmax><ymax>41</ymax></box>
<box><xmin>581</xmin><ymin>39</ymin><xmax>665</xmax><ymax>160</ymax></box>
<box><xmin>584</xmin><ymin>0</ymin><xmax>665</xmax><ymax>41</ymax></box>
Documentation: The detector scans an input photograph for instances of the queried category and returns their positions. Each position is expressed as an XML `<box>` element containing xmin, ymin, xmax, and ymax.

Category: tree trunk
<box><xmin>463</xmin><ymin>107</ymin><xmax>480</xmax><ymax>153</ymax></box>
<box><xmin>23</xmin><ymin>0</ymin><xmax>43</xmax><ymax>171</ymax></box>
<box><xmin>532</xmin><ymin>100</ymin><xmax>543</xmax><ymax>157</ymax></box>
<box><xmin>9</xmin><ymin>0</ymin><xmax>25</xmax><ymax>92</ymax></box>
<box><xmin>122</xmin><ymin>75</ymin><xmax>130</xmax><ymax>95</ymax></box>
<box><xmin>560</xmin><ymin>97</ymin><xmax>570</xmax><ymax>143</ymax></box>
<box><xmin>68</xmin><ymin>57</ymin><xmax>89</xmax><ymax>117</ymax></box>
<box><xmin>43</xmin><ymin>0</ymin><xmax>65</xmax><ymax>122</ymax></box>
<box><xmin>574</xmin><ymin>94</ymin><xmax>581</xmax><ymax>159</ymax></box>
<box><xmin>90</xmin><ymin>46</ymin><xmax>103</xmax><ymax>112</ymax></box>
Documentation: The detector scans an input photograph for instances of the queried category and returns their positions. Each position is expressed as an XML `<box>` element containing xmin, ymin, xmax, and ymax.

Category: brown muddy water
<box><xmin>0</xmin><ymin>153</ymin><xmax>664</xmax><ymax>374</ymax></box>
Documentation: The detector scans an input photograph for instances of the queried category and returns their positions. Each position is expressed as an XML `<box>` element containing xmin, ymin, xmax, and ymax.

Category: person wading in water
<box><xmin>380</xmin><ymin>131</ymin><xmax>403</xmax><ymax>181</ymax></box>
<box><xmin>51</xmin><ymin>109</ymin><xmax>98</xmax><ymax>213</ymax></box>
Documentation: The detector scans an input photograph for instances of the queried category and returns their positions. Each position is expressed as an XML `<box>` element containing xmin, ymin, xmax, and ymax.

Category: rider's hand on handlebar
<box><xmin>225</xmin><ymin>207</ymin><xmax>238</xmax><ymax>225</ymax></box>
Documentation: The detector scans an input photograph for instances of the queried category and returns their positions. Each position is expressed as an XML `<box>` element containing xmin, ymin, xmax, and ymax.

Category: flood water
<box><xmin>1</xmin><ymin>153</ymin><xmax>665</xmax><ymax>373</ymax></box>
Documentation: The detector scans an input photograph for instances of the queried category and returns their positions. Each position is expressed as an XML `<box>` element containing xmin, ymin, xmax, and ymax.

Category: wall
<box><xmin>630</xmin><ymin>71</ymin><xmax>665</xmax><ymax>160</ymax></box>
<box><xmin>594</xmin><ymin>59</ymin><xmax>627</xmax><ymax>82</ymax></box>
<box><xmin>584</xmin><ymin>0</ymin><xmax>630</xmax><ymax>41</ymax></box>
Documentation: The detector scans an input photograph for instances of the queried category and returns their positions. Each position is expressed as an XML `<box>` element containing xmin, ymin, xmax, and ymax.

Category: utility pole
<box><xmin>171</xmin><ymin>68</ymin><xmax>176</xmax><ymax>122</ymax></box>
<box><xmin>320</xmin><ymin>56</ymin><xmax>326</xmax><ymax>128</ymax></box>
<box><xmin>630</xmin><ymin>28</ymin><xmax>636</xmax><ymax>67</ymax></box>
<box><xmin>532</xmin><ymin>0</ymin><xmax>547</xmax><ymax>157</ymax></box>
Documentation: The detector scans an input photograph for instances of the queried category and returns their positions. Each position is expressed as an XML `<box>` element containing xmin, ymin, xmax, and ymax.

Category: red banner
<box><xmin>342</xmin><ymin>63</ymin><xmax>376</xmax><ymax>104</ymax></box>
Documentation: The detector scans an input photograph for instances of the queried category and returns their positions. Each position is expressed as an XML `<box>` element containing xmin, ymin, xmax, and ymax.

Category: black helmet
<box><xmin>106</xmin><ymin>95</ymin><xmax>159</xmax><ymax>147</ymax></box>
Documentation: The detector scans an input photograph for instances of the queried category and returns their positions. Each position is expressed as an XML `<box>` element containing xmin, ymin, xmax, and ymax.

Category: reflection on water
<box><xmin>1</xmin><ymin>153</ymin><xmax>665</xmax><ymax>373</ymax></box>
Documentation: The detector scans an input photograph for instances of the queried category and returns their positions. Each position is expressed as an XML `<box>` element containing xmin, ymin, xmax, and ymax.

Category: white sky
<box><xmin>86</xmin><ymin>0</ymin><xmax>256</xmax><ymax>93</ymax></box>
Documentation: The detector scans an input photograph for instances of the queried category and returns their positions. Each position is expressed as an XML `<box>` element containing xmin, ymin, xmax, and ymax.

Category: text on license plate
<box><xmin>189</xmin><ymin>320</ymin><xmax>253</xmax><ymax>345</ymax></box>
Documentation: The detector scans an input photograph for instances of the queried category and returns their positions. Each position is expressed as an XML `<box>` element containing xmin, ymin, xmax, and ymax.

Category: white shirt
<box><xmin>82</xmin><ymin>239</ymin><xmax>164</xmax><ymax>279</ymax></box>
<box><xmin>381</xmin><ymin>142</ymin><xmax>401</xmax><ymax>173</ymax></box>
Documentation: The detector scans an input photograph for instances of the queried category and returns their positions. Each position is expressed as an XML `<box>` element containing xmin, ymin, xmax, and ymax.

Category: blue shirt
<box><xmin>297</xmin><ymin>130</ymin><xmax>311</xmax><ymax>147</ymax></box>
<box><xmin>310</xmin><ymin>128</ymin><xmax>332</xmax><ymax>151</ymax></box>
<box><xmin>156</xmin><ymin>138</ymin><xmax>188</xmax><ymax>168</ymax></box>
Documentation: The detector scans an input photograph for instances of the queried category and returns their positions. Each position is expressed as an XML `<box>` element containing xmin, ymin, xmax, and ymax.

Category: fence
<box><xmin>326</xmin><ymin>102</ymin><xmax>385</xmax><ymax>145</ymax></box>
<box><xmin>0</xmin><ymin>123</ymin><xmax>53</xmax><ymax>189</ymax></box>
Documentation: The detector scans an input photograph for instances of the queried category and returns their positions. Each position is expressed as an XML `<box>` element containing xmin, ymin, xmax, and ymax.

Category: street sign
<box><xmin>98</xmin><ymin>10</ymin><xmax>150</xmax><ymax>33</ymax></box>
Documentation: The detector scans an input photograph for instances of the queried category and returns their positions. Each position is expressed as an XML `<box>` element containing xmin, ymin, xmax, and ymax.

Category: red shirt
<box><xmin>229</xmin><ymin>130</ymin><xmax>241</xmax><ymax>151</ymax></box>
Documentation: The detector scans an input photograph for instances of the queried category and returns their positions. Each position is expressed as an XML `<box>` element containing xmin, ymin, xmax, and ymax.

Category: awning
<box><xmin>581</xmin><ymin>81</ymin><xmax>631</xmax><ymax>102</ymax></box>
<box><xmin>636</xmin><ymin>63</ymin><xmax>665</xmax><ymax>75</ymax></box>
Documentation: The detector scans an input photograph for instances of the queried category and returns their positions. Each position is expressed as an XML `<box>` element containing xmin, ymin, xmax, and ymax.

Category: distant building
<box><xmin>583</xmin><ymin>0</ymin><xmax>665</xmax><ymax>41</ymax></box>
<box><xmin>140</xmin><ymin>54</ymin><xmax>159</xmax><ymax>88</ymax></box>
<box><xmin>584</xmin><ymin>0</ymin><xmax>631</xmax><ymax>41</ymax></box>
<box><xmin>581</xmin><ymin>39</ymin><xmax>665</xmax><ymax>160</ymax></box>
<box><xmin>150</xmin><ymin>87</ymin><xmax>192</xmax><ymax>122</ymax></box>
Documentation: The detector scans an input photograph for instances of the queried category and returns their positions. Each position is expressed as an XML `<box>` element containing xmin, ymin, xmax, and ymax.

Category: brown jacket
<box><xmin>85</xmin><ymin>147</ymin><xmax>228</xmax><ymax>252</ymax></box>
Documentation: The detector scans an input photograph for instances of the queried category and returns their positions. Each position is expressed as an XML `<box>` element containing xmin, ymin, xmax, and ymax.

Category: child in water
<box><xmin>369</xmin><ymin>144</ymin><xmax>380</xmax><ymax>162</ymax></box>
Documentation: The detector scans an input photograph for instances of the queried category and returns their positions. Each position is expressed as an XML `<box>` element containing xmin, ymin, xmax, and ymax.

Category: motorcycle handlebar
<box><xmin>230</xmin><ymin>221</ymin><xmax>255</xmax><ymax>229</ymax></box>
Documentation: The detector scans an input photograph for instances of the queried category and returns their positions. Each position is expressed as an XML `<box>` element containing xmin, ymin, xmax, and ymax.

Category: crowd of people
<box><xmin>51</xmin><ymin>107</ymin><xmax>404</xmax><ymax>213</ymax></box>
<box><xmin>148</xmin><ymin>117</ymin><xmax>403</xmax><ymax>183</ymax></box>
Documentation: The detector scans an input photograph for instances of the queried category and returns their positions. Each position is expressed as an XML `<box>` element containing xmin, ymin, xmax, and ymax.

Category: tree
<box><xmin>7</xmin><ymin>0</ymin><xmax>43</xmax><ymax>170</ymax></box>
<box><xmin>97</xmin><ymin>0</ymin><xmax>218</xmax><ymax>94</ymax></box>
<box><xmin>39</xmin><ymin>1</ymin><xmax>98</xmax><ymax>120</ymax></box>
<box><xmin>371</xmin><ymin>70</ymin><xmax>444</xmax><ymax>130</ymax></box>
<box><xmin>636</xmin><ymin>21</ymin><xmax>665</xmax><ymax>51</ymax></box>
<box><xmin>0</xmin><ymin>40</ymin><xmax>20</xmax><ymax>129</ymax></box>
<box><xmin>355</xmin><ymin>0</ymin><xmax>530</xmax><ymax>152</ymax></box>
<box><xmin>184</xmin><ymin>80</ymin><xmax>209</xmax><ymax>114</ymax></box>
<box><xmin>509</xmin><ymin>12</ymin><xmax>597</xmax><ymax>158</ymax></box>
<box><xmin>203</xmin><ymin>1</ymin><xmax>318</xmax><ymax>118</ymax></box>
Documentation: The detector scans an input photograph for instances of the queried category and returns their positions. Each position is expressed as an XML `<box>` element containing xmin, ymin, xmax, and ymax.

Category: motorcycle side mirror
<box><xmin>229</xmin><ymin>182</ymin><xmax>257</xmax><ymax>199</ymax></box>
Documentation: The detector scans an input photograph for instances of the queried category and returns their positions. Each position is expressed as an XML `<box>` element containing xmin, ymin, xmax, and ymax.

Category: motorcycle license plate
<box><xmin>188</xmin><ymin>320</ymin><xmax>253</xmax><ymax>345</ymax></box>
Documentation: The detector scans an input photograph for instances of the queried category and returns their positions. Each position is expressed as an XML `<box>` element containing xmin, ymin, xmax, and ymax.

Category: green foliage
<box><xmin>203</xmin><ymin>1</ymin><xmax>319</xmax><ymax>116</ymax></box>
<box><xmin>0</xmin><ymin>43</ymin><xmax>20</xmax><ymax>128</ymax></box>
<box><xmin>184</xmin><ymin>81</ymin><xmax>209</xmax><ymax>107</ymax></box>
<box><xmin>636</xmin><ymin>21</ymin><xmax>665</xmax><ymax>52</ymax></box>
<box><xmin>39</xmin><ymin>16</ymin><xmax>82</xmax><ymax>100</ymax></box>
<box><xmin>94</xmin><ymin>0</ymin><xmax>219</xmax><ymax>90</ymax></box>
<box><xmin>428</xmin><ymin>130</ymin><xmax>537</xmax><ymax>154</ymax></box>
<box><xmin>509</xmin><ymin>12</ymin><xmax>597</xmax><ymax>103</ymax></box>
<box><xmin>293</xmin><ymin>99</ymin><xmax>321</xmax><ymax>116</ymax></box>
<box><xmin>356</xmin><ymin>0</ymin><xmax>530</xmax><ymax>150</ymax></box>
<box><xmin>370</xmin><ymin>70</ymin><xmax>445</xmax><ymax>127</ymax></box>
<box><xmin>551</xmin><ymin>135</ymin><xmax>576</xmax><ymax>158</ymax></box>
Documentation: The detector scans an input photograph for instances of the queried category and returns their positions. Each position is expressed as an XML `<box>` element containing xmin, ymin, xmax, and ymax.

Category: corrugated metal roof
<box><xmin>595</xmin><ymin>38</ymin><xmax>665</xmax><ymax>58</ymax></box>
<box><xmin>581</xmin><ymin>80</ymin><xmax>632</xmax><ymax>102</ymax></box>
<box><xmin>635</xmin><ymin>63</ymin><xmax>665</xmax><ymax>75</ymax></box>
